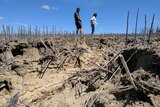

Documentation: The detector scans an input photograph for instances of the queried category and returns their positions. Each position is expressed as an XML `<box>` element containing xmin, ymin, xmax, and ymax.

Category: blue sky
<box><xmin>0</xmin><ymin>0</ymin><xmax>160</xmax><ymax>34</ymax></box>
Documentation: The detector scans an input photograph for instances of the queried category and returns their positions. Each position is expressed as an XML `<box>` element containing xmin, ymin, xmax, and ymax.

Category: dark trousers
<box><xmin>91</xmin><ymin>24</ymin><xmax>95</xmax><ymax>34</ymax></box>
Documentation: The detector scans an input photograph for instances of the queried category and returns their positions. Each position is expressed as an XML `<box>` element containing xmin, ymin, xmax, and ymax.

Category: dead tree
<box><xmin>144</xmin><ymin>15</ymin><xmax>147</xmax><ymax>42</ymax></box>
<box><xmin>148</xmin><ymin>14</ymin><xmax>155</xmax><ymax>44</ymax></box>
<box><xmin>134</xmin><ymin>9</ymin><xmax>139</xmax><ymax>44</ymax></box>
<box><xmin>125</xmin><ymin>11</ymin><xmax>130</xmax><ymax>48</ymax></box>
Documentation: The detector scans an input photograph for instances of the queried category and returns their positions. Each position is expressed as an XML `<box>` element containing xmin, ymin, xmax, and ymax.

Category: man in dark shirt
<box><xmin>74</xmin><ymin>8</ymin><xmax>83</xmax><ymax>35</ymax></box>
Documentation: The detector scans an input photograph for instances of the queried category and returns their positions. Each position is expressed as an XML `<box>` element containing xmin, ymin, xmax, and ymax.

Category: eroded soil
<box><xmin>0</xmin><ymin>35</ymin><xmax>160</xmax><ymax>107</ymax></box>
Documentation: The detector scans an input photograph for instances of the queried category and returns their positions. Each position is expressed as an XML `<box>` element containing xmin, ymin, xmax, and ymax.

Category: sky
<box><xmin>0</xmin><ymin>0</ymin><xmax>160</xmax><ymax>34</ymax></box>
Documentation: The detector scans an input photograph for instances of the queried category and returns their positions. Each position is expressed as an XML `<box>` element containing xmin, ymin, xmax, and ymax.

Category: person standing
<box><xmin>90</xmin><ymin>13</ymin><xmax>97</xmax><ymax>35</ymax></box>
<box><xmin>74</xmin><ymin>8</ymin><xmax>83</xmax><ymax>35</ymax></box>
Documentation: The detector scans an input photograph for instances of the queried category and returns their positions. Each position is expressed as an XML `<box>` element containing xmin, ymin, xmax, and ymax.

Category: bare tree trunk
<box><xmin>134</xmin><ymin>9</ymin><xmax>139</xmax><ymax>44</ymax></box>
<box><xmin>125</xmin><ymin>11</ymin><xmax>130</xmax><ymax>48</ymax></box>
<box><xmin>148</xmin><ymin>14</ymin><xmax>155</xmax><ymax>44</ymax></box>
<box><xmin>144</xmin><ymin>15</ymin><xmax>147</xmax><ymax>42</ymax></box>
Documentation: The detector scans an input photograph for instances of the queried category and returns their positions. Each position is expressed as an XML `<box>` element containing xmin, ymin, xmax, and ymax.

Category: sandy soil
<box><xmin>0</xmin><ymin>35</ymin><xmax>160</xmax><ymax>107</ymax></box>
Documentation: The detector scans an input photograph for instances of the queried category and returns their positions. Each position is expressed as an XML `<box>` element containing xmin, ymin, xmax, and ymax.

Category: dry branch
<box><xmin>75</xmin><ymin>80</ymin><xmax>83</xmax><ymax>97</ymax></box>
<box><xmin>57</xmin><ymin>54</ymin><xmax>70</xmax><ymax>68</ymax></box>
<box><xmin>108</xmin><ymin>50</ymin><xmax>137</xmax><ymax>81</ymax></box>
<box><xmin>104</xmin><ymin>52</ymin><xmax>121</xmax><ymax>68</ymax></box>
<box><xmin>148</xmin><ymin>94</ymin><xmax>158</xmax><ymax>107</ymax></box>
<box><xmin>84</xmin><ymin>93</ymin><xmax>102</xmax><ymax>107</ymax></box>
<box><xmin>89</xmin><ymin>59</ymin><xmax>108</xmax><ymax>72</ymax></box>
<box><xmin>40</xmin><ymin>39</ymin><xmax>54</xmax><ymax>55</ymax></box>
<box><xmin>0</xmin><ymin>80</ymin><xmax>12</xmax><ymax>92</ymax></box>
<box><xmin>139</xmin><ymin>80</ymin><xmax>160</xmax><ymax>92</ymax></box>
<box><xmin>39</xmin><ymin>58</ymin><xmax>52</xmax><ymax>79</ymax></box>
<box><xmin>89</xmin><ymin>74</ymin><xmax>101</xmax><ymax>86</ymax></box>
<box><xmin>74</xmin><ymin>57</ymin><xmax>82</xmax><ymax>68</ymax></box>
<box><xmin>5</xmin><ymin>91</ymin><xmax>20</xmax><ymax>107</ymax></box>
<box><xmin>119</xmin><ymin>54</ymin><xmax>137</xmax><ymax>90</ymax></box>
<box><xmin>110</xmin><ymin>85</ymin><xmax>134</xmax><ymax>94</ymax></box>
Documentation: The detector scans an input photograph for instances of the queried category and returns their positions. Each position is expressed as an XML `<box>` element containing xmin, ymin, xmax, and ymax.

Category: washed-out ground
<box><xmin>0</xmin><ymin>35</ymin><xmax>160</xmax><ymax>107</ymax></box>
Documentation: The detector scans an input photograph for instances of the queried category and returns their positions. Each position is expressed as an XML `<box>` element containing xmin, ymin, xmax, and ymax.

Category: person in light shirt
<box><xmin>90</xmin><ymin>13</ymin><xmax>97</xmax><ymax>35</ymax></box>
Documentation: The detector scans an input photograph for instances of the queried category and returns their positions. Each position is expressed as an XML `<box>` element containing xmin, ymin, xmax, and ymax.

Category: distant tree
<box><xmin>139</xmin><ymin>27</ymin><xmax>149</xmax><ymax>35</ymax></box>
<box><xmin>156</xmin><ymin>26</ymin><xmax>160</xmax><ymax>33</ymax></box>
